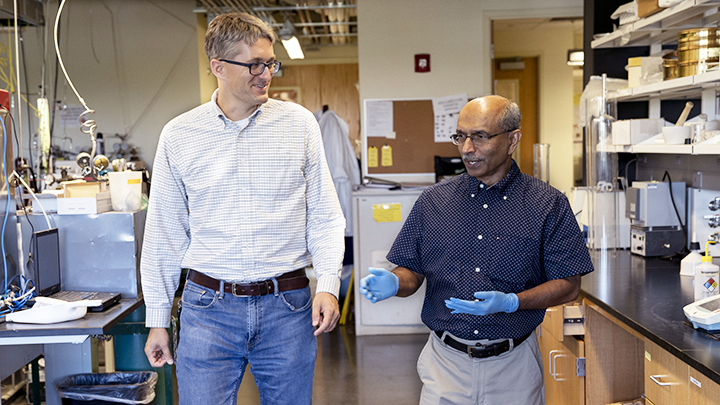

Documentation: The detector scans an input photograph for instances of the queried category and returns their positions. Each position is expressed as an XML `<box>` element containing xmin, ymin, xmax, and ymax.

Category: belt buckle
<box><xmin>467</xmin><ymin>342</ymin><xmax>486</xmax><ymax>358</ymax></box>
<box><xmin>231</xmin><ymin>283</ymin><xmax>247</xmax><ymax>297</ymax></box>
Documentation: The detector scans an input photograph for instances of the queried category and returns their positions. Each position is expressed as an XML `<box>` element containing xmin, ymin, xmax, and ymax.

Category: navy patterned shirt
<box><xmin>387</xmin><ymin>160</ymin><xmax>594</xmax><ymax>340</ymax></box>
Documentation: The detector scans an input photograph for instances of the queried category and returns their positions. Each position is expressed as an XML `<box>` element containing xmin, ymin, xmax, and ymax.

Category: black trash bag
<box><xmin>56</xmin><ymin>372</ymin><xmax>158</xmax><ymax>404</ymax></box>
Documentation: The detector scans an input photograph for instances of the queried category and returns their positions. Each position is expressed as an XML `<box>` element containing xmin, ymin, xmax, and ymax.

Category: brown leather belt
<box><xmin>435</xmin><ymin>330</ymin><xmax>532</xmax><ymax>359</ymax></box>
<box><xmin>187</xmin><ymin>269</ymin><xmax>309</xmax><ymax>297</ymax></box>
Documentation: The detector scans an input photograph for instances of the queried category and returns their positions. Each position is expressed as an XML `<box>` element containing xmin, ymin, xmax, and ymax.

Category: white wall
<box><xmin>494</xmin><ymin>26</ymin><xmax>578</xmax><ymax>193</ymax></box>
<box><xmin>356</xmin><ymin>0</ymin><xmax>583</xmax><ymax>183</ymax></box>
<box><xmin>16</xmin><ymin>0</ymin><xmax>199</xmax><ymax>173</ymax></box>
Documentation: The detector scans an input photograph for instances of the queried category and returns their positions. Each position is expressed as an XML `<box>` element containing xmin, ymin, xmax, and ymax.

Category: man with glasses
<box><xmin>141</xmin><ymin>12</ymin><xmax>344</xmax><ymax>405</ymax></box>
<box><xmin>360</xmin><ymin>95</ymin><xmax>593</xmax><ymax>404</ymax></box>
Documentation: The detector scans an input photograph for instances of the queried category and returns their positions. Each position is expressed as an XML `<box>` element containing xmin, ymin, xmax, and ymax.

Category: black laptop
<box><xmin>33</xmin><ymin>228</ymin><xmax>122</xmax><ymax>312</ymax></box>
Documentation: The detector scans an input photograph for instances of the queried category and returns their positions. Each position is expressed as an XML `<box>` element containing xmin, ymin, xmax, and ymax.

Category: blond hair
<box><xmin>204</xmin><ymin>12</ymin><xmax>276</xmax><ymax>61</ymax></box>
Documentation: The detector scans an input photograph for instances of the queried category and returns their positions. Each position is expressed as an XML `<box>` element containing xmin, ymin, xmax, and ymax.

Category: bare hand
<box><xmin>144</xmin><ymin>328</ymin><xmax>174</xmax><ymax>367</ymax></box>
<box><xmin>312</xmin><ymin>292</ymin><xmax>340</xmax><ymax>336</ymax></box>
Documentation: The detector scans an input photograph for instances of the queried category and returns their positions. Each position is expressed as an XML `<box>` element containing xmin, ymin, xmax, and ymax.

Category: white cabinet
<box><xmin>352</xmin><ymin>188</ymin><xmax>429</xmax><ymax>335</ymax></box>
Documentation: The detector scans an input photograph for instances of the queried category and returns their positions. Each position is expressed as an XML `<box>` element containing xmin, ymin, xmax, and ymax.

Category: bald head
<box><xmin>460</xmin><ymin>96</ymin><xmax>521</xmax><ymax>132</ymax></box>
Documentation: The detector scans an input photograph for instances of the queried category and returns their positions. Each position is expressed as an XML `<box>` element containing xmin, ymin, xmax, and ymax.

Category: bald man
<box><xmin>360</xmin><ymin>95</ymin><xmax>594</xmax><ymax>404</ymax></box>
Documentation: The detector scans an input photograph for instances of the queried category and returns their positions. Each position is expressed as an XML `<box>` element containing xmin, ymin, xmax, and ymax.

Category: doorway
<box><xmin>493</xmin><ymin>57</ymin><xmax>539</xmax><ymax>175</ymax></box>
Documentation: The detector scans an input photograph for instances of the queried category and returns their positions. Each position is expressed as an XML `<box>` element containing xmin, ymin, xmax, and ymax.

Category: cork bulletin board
<box><xmin>362</xmin><ymin>98</ymin><xmax>462</xmax><ymax>179</ymax></box>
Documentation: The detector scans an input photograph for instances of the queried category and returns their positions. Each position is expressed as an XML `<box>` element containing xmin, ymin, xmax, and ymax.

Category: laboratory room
<box><xmin>1</xmin><ymin>0</ymin><xmax>720</xmax><ymax>404</ymax></box>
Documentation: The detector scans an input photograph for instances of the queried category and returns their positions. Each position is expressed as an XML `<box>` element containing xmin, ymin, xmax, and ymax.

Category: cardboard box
<box><xmin>637</xmin><ymin>0</ymin><xmax>665</xmax><ymax>18</ymax></box>
<box><xmin>612</xmin><ymin>119</ymin><xmax>664</xmax><ymax>145</ymax></box>
<box><xmin>62</xmin><ymin>180</ymin><xmax>107</xmax><ymax>198</ymax></box>
<box><xmin>57</xmin><ymin>191</ymin><xmax>112</xmax><ymax>215</ymax></box>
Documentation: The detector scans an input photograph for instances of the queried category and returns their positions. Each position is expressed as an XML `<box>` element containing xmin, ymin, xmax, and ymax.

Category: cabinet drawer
<box><xmin>688</xmin><ymin>367</ymin><xmax>720</xmax><ymax>405</ymax></box>
<box><xmin>543</xmin><ymin>302</ymin><xmax>584</xmax><ymax>341</ymax></box>
<box><xmin>644</xmin><ymin>338</ymin><xmax>688</xmax><ymax>405</ymax></box>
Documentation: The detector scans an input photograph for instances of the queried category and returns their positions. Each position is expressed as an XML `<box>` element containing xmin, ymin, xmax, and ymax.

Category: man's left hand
<box><xmin>312</xmin><ymin>292</ymin><xmax>340</xmax><ymax>336</ymax></box>
<box><xmin>445</xmin><ymin>291</ymin><xmax>519</xmax><ymax>316</ymax></box>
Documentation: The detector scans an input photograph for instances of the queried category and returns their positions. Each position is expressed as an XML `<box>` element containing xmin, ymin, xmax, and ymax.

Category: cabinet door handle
<box><xmin>552</xmin><ymin>352</ymin><xmax>566</xmax><ymax>382</ymax></box>
<box><xmin>549</xmin><ymin>350</ymin><xmax>561</xmax><ymax>378</ymax></box>
<box><xmin>650</xmin><ymin>375</ymin><xmax>677</xmax><ymax>386</ymax></box>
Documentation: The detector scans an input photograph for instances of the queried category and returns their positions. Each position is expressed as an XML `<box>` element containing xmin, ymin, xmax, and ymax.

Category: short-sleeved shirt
<box><xmin>387</xmin><ymin>161</ymin><xmax>594</xmax><ymax>340</ymax></box>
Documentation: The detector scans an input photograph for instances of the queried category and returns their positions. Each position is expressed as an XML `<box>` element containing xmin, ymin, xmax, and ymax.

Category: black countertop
<box><xmin>581</xmin><ymin>250</ymin><xmax>720</xmax><ymax>384</ymax></box>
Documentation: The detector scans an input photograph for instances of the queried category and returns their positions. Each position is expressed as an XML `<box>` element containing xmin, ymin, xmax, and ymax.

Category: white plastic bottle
<box><xmin>681</xmin><ymin>241</ymin><xmax>703</xmax><ymax>277</ymax></box>
<box><xmin>694</xmin><ymin>256</ymin><xmax>720</xmax><ymax>302</ymax></box>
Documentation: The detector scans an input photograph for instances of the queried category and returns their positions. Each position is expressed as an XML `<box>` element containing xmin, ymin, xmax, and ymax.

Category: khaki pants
<box><xmin>417</xmin><ymin>331</ymin><xmax>544</xmax><ymax>405</ymax></box>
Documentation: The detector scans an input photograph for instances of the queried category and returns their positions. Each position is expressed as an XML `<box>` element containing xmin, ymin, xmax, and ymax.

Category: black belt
<box><xmin>434</xmin><ymin>330</ymin><xmax>532</xmax><ymax>359</ymax></box>
<box><xmin>187</xmin><ymin>269</ymin><xmax>309</xmax><ymax>297</ymax></box>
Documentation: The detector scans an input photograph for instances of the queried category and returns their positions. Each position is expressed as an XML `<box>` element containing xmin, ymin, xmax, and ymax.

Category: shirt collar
<box><xmin>466</xmin><ymin>159</ymin><xmax>521</xmax><ymax>195</ymax></box>
<box><xmin>210</xmin><ymin>89</ymin><xmax>263</xmax><ymax>129</ymax></box>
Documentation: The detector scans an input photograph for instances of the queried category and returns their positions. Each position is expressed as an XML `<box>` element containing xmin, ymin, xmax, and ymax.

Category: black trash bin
<box><xmin>56</xmin><ymin>372</ymin><xmax>158</xmax><ymax>405</ymax></box>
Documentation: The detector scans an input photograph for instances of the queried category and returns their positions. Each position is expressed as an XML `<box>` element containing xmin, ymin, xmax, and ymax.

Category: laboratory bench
<box><xmin>542</xmin><ymin>249</ymin><xmax>720</xmax><ymax>405</ymax></box>
<box><xmin>0</xmin><ymin>298</ymin><xmax>144</xmax><ymax>405</ymax></box>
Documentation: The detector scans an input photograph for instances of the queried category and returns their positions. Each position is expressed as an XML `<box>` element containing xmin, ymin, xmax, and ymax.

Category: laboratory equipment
<box><xmin>684</xmin><ymin>294</ymin><xmax>720</xmax><ymax>331</ymax></box>
<box><xmin>626</xmin><ymin>180</ymin><xmax>686</xmax><ymax>256</ymax></box>
<box><xmin>585</xmin><ymin>74</ymin><xmax>620</xmax><ymax>252</ymax></box>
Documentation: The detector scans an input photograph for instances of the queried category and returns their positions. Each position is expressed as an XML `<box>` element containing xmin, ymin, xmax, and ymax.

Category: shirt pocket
<box><xmin>485</xmin><ymin>234</ymin><xmax>540</xmax><ymax>293</ymax></box>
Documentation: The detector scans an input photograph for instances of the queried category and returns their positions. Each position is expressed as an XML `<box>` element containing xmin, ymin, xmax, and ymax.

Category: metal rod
<box><xmin>253</xmin><ymin>4</ymin><xmax>356</xmax><ymax>11</ymax></box>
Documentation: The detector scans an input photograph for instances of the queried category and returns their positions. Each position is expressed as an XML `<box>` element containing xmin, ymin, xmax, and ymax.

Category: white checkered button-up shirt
<box><xmin>141</xmin><ymin>92</ymin><xmax>345</xmax><ymax>328</ymax></box>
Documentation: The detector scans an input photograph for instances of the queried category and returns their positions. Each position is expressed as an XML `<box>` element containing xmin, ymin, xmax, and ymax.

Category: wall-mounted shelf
<box><xmin>607</xmin><ymin>72</ymin><xmax>720</xmax><ymax>102</ymax></box>
<box><xmin>597</xmin><ymin>134</ymin><xmax>720</xmax><ymax>154</ymax></box>
<box><xmin>591</xmin><ymin>0</ymin><xmax>720</xmax><ymax>49</ymax></box>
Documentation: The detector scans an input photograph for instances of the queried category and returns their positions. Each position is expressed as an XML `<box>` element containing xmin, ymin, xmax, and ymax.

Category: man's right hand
<box><xmin>359</xmin><ymin>267</ymin><xmax>399</xmax><ymax>303</ymax></box>
<box><xmin>145</xmin><ymin>328</ymin><xmax>174</xmax><ymax>367</ymax></box>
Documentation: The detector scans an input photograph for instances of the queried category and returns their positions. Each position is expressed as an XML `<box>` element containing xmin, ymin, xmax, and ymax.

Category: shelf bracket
<box><xmin>701</xmin><ymin>88</ymin><xmax>717</xmax><ymax>121</ymax></box>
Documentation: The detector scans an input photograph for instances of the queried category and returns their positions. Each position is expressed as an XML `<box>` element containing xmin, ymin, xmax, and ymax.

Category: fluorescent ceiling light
<box><xmin>282</xmin><ymin>36</ymin><xmax>305</xmax><ymax>59</ymax></box>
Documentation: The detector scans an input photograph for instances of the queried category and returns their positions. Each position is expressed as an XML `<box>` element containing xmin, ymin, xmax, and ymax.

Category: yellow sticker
<box><xmin>368</xmin><ymin>146</ymin><xmax>379</xmax><ymax>168</ymax></box>
<box><xmin>381</xmin><ymin>145</ymin><xmax>393</xmax><ymax>166</ymax></box>
<box><xmin>372</xmin><ymin>203</ymin><xmax>401</xmax><ymax>222</ymax></box>
<box><xmin>128</xmin><ymin>179</ymin><xmax>142</xmax><ymax>184</ymax></box>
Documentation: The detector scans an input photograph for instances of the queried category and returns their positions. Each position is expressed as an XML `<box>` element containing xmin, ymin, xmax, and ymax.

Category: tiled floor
<box><xmin>5</xmin><ymin>324</ymin><xmax>428</xmax><ymax>405</ymax></box>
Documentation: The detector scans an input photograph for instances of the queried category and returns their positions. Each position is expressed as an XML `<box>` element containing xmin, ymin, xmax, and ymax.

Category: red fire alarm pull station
<box><xmin>415</xmin><ymin>54</ymin><xmax>430</xmax><ymax>73</ymax></box>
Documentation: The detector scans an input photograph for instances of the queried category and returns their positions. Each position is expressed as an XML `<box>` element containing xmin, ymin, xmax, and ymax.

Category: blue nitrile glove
<box><xmin>445</xmin><ymin>291</ymin><xmax>519</xmax><ymax>315</ymax></box>
<box><xmin>359</xmin><ymin>267</ymin><xmax>399</xmax><ymax>303</ymax></box>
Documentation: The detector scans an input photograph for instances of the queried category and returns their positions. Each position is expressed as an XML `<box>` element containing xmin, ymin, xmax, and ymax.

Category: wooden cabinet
<box><xmin>688</xmin><ymin>366</ymin><xmax>720</xmax><ymax>405</ymax></box>
<box><xmin>584</xmin><ymin>302</ymin><xmax>645</xmax><ymax>405</ymax></box>
<box><xmin>538</xmin><ymin>323</ymin><xmax>585</xmax><ymax>405</ymax></box>
<box><xmin>644</xmin><ymin>338</ymin><xmax>689</xmax><ymax>405</ymax></box>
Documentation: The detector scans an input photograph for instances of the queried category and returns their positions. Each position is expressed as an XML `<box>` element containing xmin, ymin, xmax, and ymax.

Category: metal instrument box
<box><xmin>626</xmin><ymin>181</ymin><xmax>686</xmax><ymax>228</ymax></box>
<box><xmin>21</xmin><ymin>210</ymin><xmax>145</xmax><ymax>299</ymax></box>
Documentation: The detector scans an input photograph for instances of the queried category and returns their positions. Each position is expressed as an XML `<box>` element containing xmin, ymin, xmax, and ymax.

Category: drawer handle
<box><xmin>549</xmin><ymin>350</ymin><xmax>561</xmax><ymax>378</ymax></box>
<box><xmin>650</xmin><ymin>375</ymin><xmax>677</xmax><ymax>386</ymax></box>
<box><xmin>552</xmin><ymin>352</ymin><xmax>566</xmax><ymax>382</ymax></box>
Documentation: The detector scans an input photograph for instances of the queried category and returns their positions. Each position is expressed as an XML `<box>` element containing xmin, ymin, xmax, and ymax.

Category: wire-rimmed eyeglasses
<box><xmin>219</xmin><ymin>59</ymin><xmax>282</xmax><ymax>76</ymax></box>
<box><xmin>450</xmin><ymin>129</ymin><xmax>517</xmax><ymax>146</ymax></box>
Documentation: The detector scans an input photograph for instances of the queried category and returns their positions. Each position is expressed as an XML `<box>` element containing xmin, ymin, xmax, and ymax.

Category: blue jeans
<box><xmin>176</xmin><ymin>279</ymin><xmax>317</xmax><ymax>405</ymax></box>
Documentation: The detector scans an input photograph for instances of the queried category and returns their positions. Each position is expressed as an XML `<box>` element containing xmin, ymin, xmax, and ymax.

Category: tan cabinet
<box><xmin>538</xmin><ymin>304</ymin><xmax>585</xmax><ymax>405</ymax></box>
<box><xmin>643</xmin><ymin>338</ymin><xmax>688</xmax><ymax>405</ymax></box>
<box><xmin>538</xmin><ymin>325</ymin><xmax>585</xmax><ymax>405</ymax></box>
<box><xmin>688</xmin><ymin>366</ymin><xmax>720</xmax><ymax>405</ymax></box>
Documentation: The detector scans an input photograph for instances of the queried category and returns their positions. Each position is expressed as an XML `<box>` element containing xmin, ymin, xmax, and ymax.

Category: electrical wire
<box><xmin>54</xmin><ymin>0</ymin><xmax>98</xmax><ymax>162</ymax></box>
<box><xmin>662</xmin><ymin>170</ymin><xmax>689</xmax><ymax>257</ymax></box>
<box><xmin>0</xmin><ymin>114</ymin><xmax>10</xmax><ymax>294</ymax></box>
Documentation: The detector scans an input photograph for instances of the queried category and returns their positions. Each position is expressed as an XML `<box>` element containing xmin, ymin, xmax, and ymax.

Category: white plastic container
<box><xmin>108</xmin><ymin>171</ymin><xmax>142</xmax><ymax>212</ymax></box>
<box><xmin>694</xmin><ymin>256</ymin><xmax>720</xmax><ymax>302</ymax></box>
<box><xmin>681</xmin><ymin>241</ymin><xmax>703</xmax><ymax>277</ymax></box>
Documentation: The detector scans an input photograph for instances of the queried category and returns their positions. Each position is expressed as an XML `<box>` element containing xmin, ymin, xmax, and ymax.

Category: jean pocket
<box><xmin>279</xmin><ymin>286</ymin><xmax>312</xmax><ymax>312</ymax></box>
<box><xmin>181</xmin><ymin>280</ymin><xmax>219</xmax><ymax>310</ymax></box>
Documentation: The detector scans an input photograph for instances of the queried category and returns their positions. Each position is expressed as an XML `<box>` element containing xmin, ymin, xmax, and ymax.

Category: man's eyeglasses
<box><xmin>450</xmin><ymin>129</ymin><xmax>517</xmax><ymax>146</ymax></box>
<box><xmin>219</xmin><ymin>59</ymin><xmax>282</xmax><ymax>76</ymax></box>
